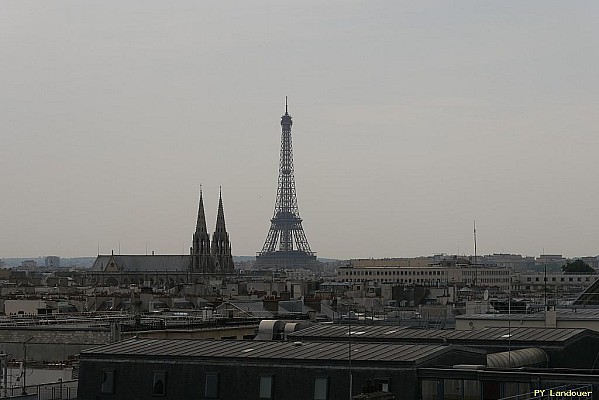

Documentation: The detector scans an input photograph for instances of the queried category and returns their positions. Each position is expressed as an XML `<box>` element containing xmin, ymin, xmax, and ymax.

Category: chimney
<box><xmin>545</xmin><ymin>306</ymin><xmax>557</xmax><ymax>328</ymax></box>
<box><xmin>263</xmin><ymin>298</ymin><xmax>279</xmax><ymax>313</ymax></box>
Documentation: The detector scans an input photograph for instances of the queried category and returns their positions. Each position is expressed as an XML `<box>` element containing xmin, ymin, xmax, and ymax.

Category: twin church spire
<box><xmin>191</xmin><ymin>187</ymin><xmax>234</xmax><ymax>273</ymax></box>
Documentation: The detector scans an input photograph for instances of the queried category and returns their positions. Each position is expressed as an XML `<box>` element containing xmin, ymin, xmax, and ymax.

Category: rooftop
<box><xmin>91</xmin><ymin>255</ymin><xmax>190</xmax><ymax>272</ymax></box>
<box><xmin>288</xmin><ymin>324</ymin><xmax>596</xmax><ymax>346</ymax></box>
<box><xmin>455</xmin><ymin>308</ymin><xmax>599</xmax><ymax>321</ymax></box>
<box><xmin>81</xmin><ymin>338</ymin><xmax>477</xmax><ymax>366</ymax></box>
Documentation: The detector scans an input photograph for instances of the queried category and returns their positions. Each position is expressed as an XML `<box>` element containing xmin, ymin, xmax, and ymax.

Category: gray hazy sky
<box><xmin>2</xmin><ymin>1</ymin><xmax>598</xmax><ymax>259</ymax></box>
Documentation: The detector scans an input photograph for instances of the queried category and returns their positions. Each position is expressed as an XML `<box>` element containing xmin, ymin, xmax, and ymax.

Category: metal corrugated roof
<box><xmin>216</xmin><ymin>301</ymin><xmax>275</xmax><ymax>318</ymax></box>
<box><xmin>287</xmin><ymin>325</ymin><xmax>594</xmax><ymax>345</ymax></box>
<box><xmin>278</xmin><ymin>300</ymin><xmax>315</xmax><ymax>314</ymax></box>
<box><xmin>91</xmin><ymin>255</ymin><xmax>190</xmax><ymax>272</ymax></box>
<box><xmin>80</xmin><ymin>338</ymin><xmax>460</xmax><ymax>365</ymax></box>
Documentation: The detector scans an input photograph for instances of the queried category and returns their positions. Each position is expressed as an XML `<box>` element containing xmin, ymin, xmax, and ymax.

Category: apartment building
<box><xmin>338</xmin><ymin>258</ymin><xmax>512</xmax><ymax>290</ymax></box>
<box><xmin>514</xmin><ymin>272</ymin><xmax>599</xmax><ymax>292</ymax></box>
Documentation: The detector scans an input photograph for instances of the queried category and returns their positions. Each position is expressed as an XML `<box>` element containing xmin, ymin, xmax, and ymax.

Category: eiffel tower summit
<box><xmin>254</xmin><ymin>99</ymin><xmax>319</xmax><ymax>269</ymax></box>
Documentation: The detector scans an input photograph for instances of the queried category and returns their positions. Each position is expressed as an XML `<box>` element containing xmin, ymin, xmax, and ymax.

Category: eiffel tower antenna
<box><xmin>254</xmin><ymin>100</ymin><xmax>317</xmax><ymax>269</ymax></box>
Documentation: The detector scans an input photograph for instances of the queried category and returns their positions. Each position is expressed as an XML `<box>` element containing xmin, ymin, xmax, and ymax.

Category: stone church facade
<box><xmin>86</xmin><ymin>189</ymin><xmax>234</xmax><ymax>288</ymax></box>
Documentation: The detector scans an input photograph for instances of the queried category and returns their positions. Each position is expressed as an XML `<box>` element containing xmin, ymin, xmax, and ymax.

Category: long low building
<box><xmin>77</xmin><ymin>338</ymin><xmax>486</xmax><ymax>400</ymax></box>
<box><xmin>337</xmin><ymin>261</ymin><xmax>512</xmax><ymax>290</ymax></box>
<box><xmin>287</xmin><ymin>325</ymin><xmax>599</xmax><ymax>368</ymax></box>
<box><xmin>77</xmin><ymin>335</ymin><xmax>599</xmax><ymax>400</ymax></box>
<box><xmin>0</xmin><ymin>315</ymin><xmax>260</xmax><ymax>363</ymax></box>
<box><xmin>455</xmin><ymin>308</ymin><xmax>599</xmax><ymax>333</ymax></box>
<box><xmin>514</xmin><ymin>272</ymin><xmax>599</xmax><ymax>292</ymax></box>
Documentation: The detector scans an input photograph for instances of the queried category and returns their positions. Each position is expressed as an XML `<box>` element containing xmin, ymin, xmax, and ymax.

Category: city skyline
<box><xmin>2</xmin><ymin>2</ymin><xmax>599</xmax><ymax>259</ymax></box>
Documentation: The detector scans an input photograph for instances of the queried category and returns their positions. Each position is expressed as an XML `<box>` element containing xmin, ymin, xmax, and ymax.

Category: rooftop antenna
<box><xmin>348</xmin><ymin>301</ymin><xmax>353</xmax><ymax>400</ymax></box>
<box><xmin>285</xmin><ymin>96</ymin><xmax>288</xmax><ymax>114</ymax></box>
<box><xmin>507</xmin><ymin>240</ymin><xmax>514</xmax><ymax>366</ymax></box>
<box><xmin>474</xmin><ymin>220</ymin><xmax>477</xmax><ymax>286</ymax></box>
<box><xmin>508</xmin><ymin>273</ymin><xmax>512</xmax><ymax>366</ymax></box>
<box><xmin>543</xmin><ymin>248</ymin><xmax>547</xmax><ymax>311</ymax></box>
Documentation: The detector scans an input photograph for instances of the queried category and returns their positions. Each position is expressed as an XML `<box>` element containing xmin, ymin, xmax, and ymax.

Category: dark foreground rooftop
<box><xmin>288</xmin><ymin>325</ymin><xmax>598</xmax><ymax>347</ymax></box>
<box><xmin>81</xmin><ymin>337</ymin><xmax>480</xmax><ymax>366</ymax></box>
<box><xmin>78</xmin><ymin>338</ymin><xmax>486</xmax><ymax>400</ymax></box>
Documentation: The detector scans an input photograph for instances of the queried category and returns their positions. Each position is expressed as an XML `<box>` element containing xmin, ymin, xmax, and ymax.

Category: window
<box><xmin>101</xmin><ymin>370</ymin><xmax>115</xmax><ymax>394</ymax></box>
<box><xmin>205</xmin><ymin>373</ymin><xmax>219</xmax><ymax>399</ymax></box>
<box><xmin>259</xmin><ymin>375</ymin><xmax>273</xmax><ymax>399</ymax></box>
<box><xmin>153</xmin><ymin>371</ymin><xmax>166</xmax><ymax>396</ymax></box>
<box><xmin>314</xmin><ymin>377</ymin><xmax>328</xmax><ymax>400</ymax></box>
<box><xmin>377</xmin><ymin>378</ymin><xmax>390</xmax><ymax>392</ymax></box>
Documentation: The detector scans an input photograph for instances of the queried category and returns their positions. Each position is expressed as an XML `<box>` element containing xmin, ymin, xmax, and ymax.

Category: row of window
<box><xmin>470</xmin><ymin>278</ymin><xmax>509</xmax><ymax>283</ymax></box>
<box><xmin>343</xmin><ymin>270</ymin><xmax>510</xmax><ymax>278</ymax></box>
<box><xmin>463</xmin><ymin>270</ymin><xmax>509</xmax><ymax>276</ymax></box>
<box><xmin>348</xmin><ymin>278</ymin><xmax>447</xmax><ymax>284</ymax></box>
<box><xmin>100</xmin><ymin>370</ymin><xmax>332</xmax><ymax>399</ymax></box>
<box><xmin>343</xmin><ymin>270</ymin><xmax>447</xmax><ymax>276</ymax></box>
<box><xmin>525</xmin><ymin>276</ymin><xmax>598</xmax><ymax>282</ymax></box>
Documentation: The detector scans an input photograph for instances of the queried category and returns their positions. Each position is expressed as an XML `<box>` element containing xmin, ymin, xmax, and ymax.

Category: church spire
<box><xmin>211</xmin><ymin>188</ymin><xmax>234</xmax><ymax>272</ymax></box>
<box><xmin>195</xmin><ymin>185</ymin><xmax>208</xmax><ymax>234</ymax></box>
<box><xmin>215</xmin><ymin>186</ymin><xmax>226</xmax><ymax>234</ymax></box>
<box><xmin>191</xmin><ymin>185</ymin><xmax>211</xmax><ymax>272</ymax></box>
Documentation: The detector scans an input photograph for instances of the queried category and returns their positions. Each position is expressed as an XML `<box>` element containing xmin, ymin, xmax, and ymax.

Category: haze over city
<box><xmin>2</xmin><ymin>1</ymin><xmax>598</xmax><ymax>259</ymax></box>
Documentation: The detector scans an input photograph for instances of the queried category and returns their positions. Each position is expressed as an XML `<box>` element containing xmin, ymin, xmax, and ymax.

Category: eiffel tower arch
<box><xmin>254</xmin><ymin>100</ymin><xmax>318</xmax><ymax>269</ymax></box>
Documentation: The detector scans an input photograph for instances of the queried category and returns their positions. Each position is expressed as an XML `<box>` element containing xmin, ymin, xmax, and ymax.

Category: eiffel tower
<box><xmin>254</xmin><ymin>99</ymin><xmax>318</xmax><ymax>269</ymax></box>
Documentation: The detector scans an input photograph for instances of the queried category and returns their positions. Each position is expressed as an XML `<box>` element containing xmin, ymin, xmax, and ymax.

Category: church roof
<box><xmin>91</xmin><ymin>255</ymin><xmax>190</xmax><ymax>272</ymax></box>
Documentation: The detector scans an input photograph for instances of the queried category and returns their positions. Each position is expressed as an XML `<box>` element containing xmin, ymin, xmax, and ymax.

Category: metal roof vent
<box><xmin>348</xmin><ymin>331</ymin><xmax>366</xmax><ymax>336</ymax></box>
<box><xmin>453</xmin><ymin>364</ymin><xmax>485</xmax><ymax>370</ymax></box>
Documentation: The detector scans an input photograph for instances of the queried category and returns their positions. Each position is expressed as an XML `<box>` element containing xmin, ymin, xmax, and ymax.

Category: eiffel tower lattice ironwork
<box><xmin>255</xmin><ymin>99</ymin><xmax>317</xmax><ymax>268</ymax></box>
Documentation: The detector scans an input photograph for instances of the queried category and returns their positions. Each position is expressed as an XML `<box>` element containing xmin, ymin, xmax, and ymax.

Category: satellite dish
<box><xmin>483</xmin><ymin>289</ymin><xmax>489</xmax><ymax>301</ymax></box>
